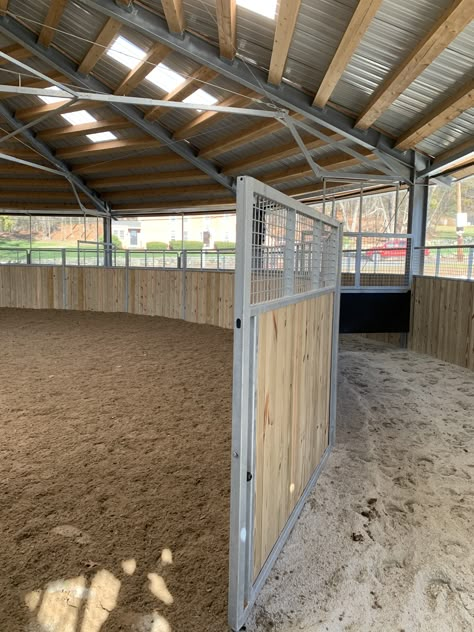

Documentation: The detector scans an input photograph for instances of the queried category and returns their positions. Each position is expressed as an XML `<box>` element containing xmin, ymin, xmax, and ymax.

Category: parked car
<box><xmin>367</xmin><ymin>239</ymin><xmax>430</xmax><ymax>262</ymax></box>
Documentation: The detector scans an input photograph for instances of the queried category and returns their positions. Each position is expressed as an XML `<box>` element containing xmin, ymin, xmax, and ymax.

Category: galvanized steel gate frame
<box><xmin>228</xmin><ymin>177</ymin><xmax>343</xmax><ymax>630</ymax></box>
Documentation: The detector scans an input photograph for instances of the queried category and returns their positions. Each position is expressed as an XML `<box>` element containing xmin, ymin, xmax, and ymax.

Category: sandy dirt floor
<box><xmin>2</xmin><ymin>310</ymin><xmax>473</xmax><ymax>632</ymax></box>
<box><xmin>0</xmin><ymin>309</ymin><xmax>233</xmax><ymax>632</ymax></box>
<box><xmin>247</xmin><ymin>336</ymin><xmax>474</xmax><ymax>632</ymax></box>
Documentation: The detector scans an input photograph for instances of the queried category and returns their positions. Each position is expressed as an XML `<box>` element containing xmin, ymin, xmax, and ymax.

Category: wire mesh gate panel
<box><xmin>229</xmin><ymin>177</ymin><xmax>342</xmax><ymax>630</ymax></box>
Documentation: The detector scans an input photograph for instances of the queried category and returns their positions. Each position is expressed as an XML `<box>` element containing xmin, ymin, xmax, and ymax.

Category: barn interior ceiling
<box><xmin>0</xmin><ymin>0</ymin><xmax>471</xmax><ymax>217</ymax></box>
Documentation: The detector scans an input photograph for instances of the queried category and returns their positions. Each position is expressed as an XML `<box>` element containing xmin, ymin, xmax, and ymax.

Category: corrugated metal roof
<box><xmin>0</xmin><ymin>0</ymin><xmax>471</xmax><ymax>214</ymax></box>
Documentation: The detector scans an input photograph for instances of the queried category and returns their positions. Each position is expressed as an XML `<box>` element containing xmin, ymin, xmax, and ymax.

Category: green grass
<box><xmin>431</xmin><ymin>226</ymin><xmax>474</xmax><ymax>240</ymax></box>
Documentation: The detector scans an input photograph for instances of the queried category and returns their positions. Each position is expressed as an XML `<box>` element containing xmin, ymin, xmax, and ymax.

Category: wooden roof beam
<box><xmin>145</xmin><ymin>66</ymin><xmax>218</xmax><ymax>120</ymax></box>
<box><xmin>56</xmin><ymin>137</ymin><xmax>162</xmax><ymax>160</ymax></box>
<box><xmin>0</xmin><ymin>203</ymin><xmax>95</xmax><ymax>210</ymax></box>
<box><xmin>0</xmin><ymin>147</ymin><xmax>50</xmax><ymax>162</ymax></box>
<box><xmin>313</xmin><ymin>0</ymin><xmax>383</xmax><ymax>107</ymax></box>
<box><xmin>38</xmin><ymin>117</ymin><xmax>131</xmax><ymax>141</ymax></box>
<box><xmin>73</xmin><ymin>154</ymin><xmax>186</xmax><ymax>175</ymax></box>
<box><xmin>173</xmin><ymin>89</ymin><xmax>257</xmax><ymax>139</ymax></box>
<box><xmin>89</xmin><ymin>169</ymin><xmax>209</xmax><ymax>189</ymax></box>
<box><xmin>104</xmin><ymin>183</ymin><xmax>226</xmax><ymax>201</ymax></box>
<box><xmin>112</xmin><ymin>197</ymin><xmax>235</xmax><ymax>210</ymax></box>
<box><xmin>198</xmin><ymin>115</ymin><xmax>301</xmax><ymax>158</ymax></box>
<box><xmin>15</xmin><ymin>100</ymin><xmax>102</xmax><ymax>122</ymax></box>
<box><xmin>78</xmin><ymin>17</ymin><xmax>122</xmax><ymax>74</ymax></box>
<box><xmin>0</xmin><ymin>177</ymin><xmax>81</xmax><ymax>189</ymax></box>
<box><xmin>38</xmin><ymin>0</ymin><xmax>68</xmax><ymax>47</ymax></box>
<box><xmin>268</xmin><ymin>0</ymin><xmax>302</xmax><ymax>85</ymax></box>
<box><xmin>0</xmin><ymin>43</ymin><xmax>32</xmax><ymax>64</ymax></box>
<box><xmin>216</xmin><ymin>0</ymin><xmax>236</xmax><ymax>61</ymax></box>
<box><xmin>115</xmin><ymin>42</ymin><xmax>170</xmax><ymax>95</ymax></box>
<box><xmin>356</xmin><ymin>0</ymin><xmax>474</xmax><ymax>129</ymax></box>
<box><xmin>264</xmin><ymin>149</ymin><xmax>375</xmax><ymax>185</ymax></box>
<box><xmin>161</xmin><ymin>0</ymin><xmax>185</xmax><ymax>35</ymax></box>
<box><xmin>395</xmin><ymin>79</ymin><xmax>474</xmax><ymax>150</ymax></box>
<box><xmin>0</xmin><ymin>190</ymin><xmax>89</xmax><ymax>201</ymax></box>
<box><xmin>223</xmin><ymin>132</ymin><xmax>340</xmax><ymax>174</ymax></box>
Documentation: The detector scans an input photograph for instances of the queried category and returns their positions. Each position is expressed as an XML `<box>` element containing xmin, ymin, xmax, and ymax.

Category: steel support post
<box><xmin>407</xmin><ymin>154</ymin><xmax>430</xmax><ymax>278</ymax></box>
<box><xmin>103</xmin><ymin>216</ymin><xmax>113</xmax><ymax>267</ymax></box>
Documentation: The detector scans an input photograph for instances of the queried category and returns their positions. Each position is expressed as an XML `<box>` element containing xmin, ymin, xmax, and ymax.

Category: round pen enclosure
<box><xmin>0</xmin><ymin>178</ymin><xmax>341</xmax><ymax>631</ymax></box>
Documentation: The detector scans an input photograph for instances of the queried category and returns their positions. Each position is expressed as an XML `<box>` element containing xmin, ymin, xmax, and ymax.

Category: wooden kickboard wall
<box><xmin>0</xmin><ymin>265</ymin><xmax>234</xmax><ymax>330</ymax></box>
<box><xmin>409</xmin><ymin>276</ymin><xmax>474</xmax><ymax>370</ymax></box>
<box><xmin>253</xmin><ymin>292</ymin><xmax>334</xmax><ymax>579</ymax></box>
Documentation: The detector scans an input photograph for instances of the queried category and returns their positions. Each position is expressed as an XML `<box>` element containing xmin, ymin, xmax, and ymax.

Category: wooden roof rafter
<box><xmin>0</xmin><ymin>43</ymin><xmax>32</xmax><ymax>64</ymax></box>
<box><xmin>88</xmin><ymin>170</ymin><xmax>211</xmax><ymax>190</ymax></box>
<box><xmin>173</xmin><ymin>88</ymin><xmax>257</xmax><ymax>139</ymax></box>
<box><xmin>73</xmin><ymin>154</ymin><xmax>187</xmax><ymax>175</ymax></box>
<box><xmin>268</xmin><ymin>0</ymin><xmax>302</xmax><ymax>86</ymax></box>
<box><xmin>78</xmin><ymin>17</ymin><xmax>122</xmax><ymax>75</ymax></box>
<box><xmin>222</xmin><ymin>132</ymin><xmax>341</xmax><ymax>175</ymax></box>
<box><xmin>216</xmin><ymin>0</ymin><xmax>236</xmax><ymax>61</ymax></box>
<box><xmin>161</xmin><ymin>0</ymin><xmax>185</xmax><ymax>35</ymax></box>
<box><xmin>395</xmin><ymin>78</ymin><xmax>474</xmax><ymax>150</ymax></box>
<box><xmin>144</xmin><ymin>66</ymin><xmax>219</xmax><ymax>120</ymax></box>
<box><xmin>38</xmin><ymin>117</ymin><xmax>131</xmax><ymax>141</ymax></box>
<box><xmin>56</xmin><ymin>137</ymin><xmax>162</xmax><ymax>160</ymax></box>
<box><xmin>356</xmin><ymin>0</ymin><xmax>474</xmax><ymax>129</ymax></box>
<box><xmin>38</xmin><ymin>0</ymin><xmax>68</xmax><ymax>47</ymax></box>
<box><xmin>115</xmin><ymin>42</ymin><xmax>170</xmax><ymax>95</ymax></box>
<box><xmin>0</xmin><ymin>15</ymin><xmax>235</xmax><ymax>190</ymax></box>
<box><xmin>313</xmin><ymin>0</ymin><xmax>383</xmax><ymax>108</ymax></box>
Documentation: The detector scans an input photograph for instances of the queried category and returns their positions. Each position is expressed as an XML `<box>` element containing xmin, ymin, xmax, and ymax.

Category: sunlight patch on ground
<box><xmin>161</xmin><ymin>549</ymin><xmax>173</xmax><ymax>566</ymax></box>
<box><xmin>147</xmin><ymin>574</ymin><xmax>174</xmax><ymax>605</ymax></box>
<box><xmin>23</xmin><ymin>553</ymin><xmax>175</xmax><ymax>631</ymax></box>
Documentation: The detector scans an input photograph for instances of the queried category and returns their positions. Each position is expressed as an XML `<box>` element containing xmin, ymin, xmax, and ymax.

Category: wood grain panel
<box><xmin>0</xmin><ymin>266</ymin><xmax>63</xmax><ymax>309</ymax></box>
<box><xmin>0</xmin><ymin>265</ymin><xmax>235</xmax><ymax>329</ymax></box>
<box><xmin>253</xmin><ymin>293</ymin><xmax>334</xmax><ymax>578</ymax></box>
<box><xmin>184</xmin><ymin>271</ymin><xmax>234</xmax><ymax>328</ymax></box>
<box><xmin>409</xmin><ymin>276</ymin><xmax>474</xmax><ymax>369</ymax></box>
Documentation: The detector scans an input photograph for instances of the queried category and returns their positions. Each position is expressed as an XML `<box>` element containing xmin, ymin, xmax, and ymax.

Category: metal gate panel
<box><xmin>229</xmin><ymin>177</ymin><xmax>342</xmax><ymax>631</ymax></box>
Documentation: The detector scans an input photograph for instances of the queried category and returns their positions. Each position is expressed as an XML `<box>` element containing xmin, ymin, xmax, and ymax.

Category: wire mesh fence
<box><xmin>413</xmin><ymin>245</ymin><xmax>474</xmax><ymax>280</ymax></box>
<box><xmin>341</xmin><ymin>233</ymin><xmax>411</xmax><ymax>289</ymax></box>
<box><xmin>249</xmin><ymin>192</ymin><xmax>339</xmax><ymax>306</ymax></box>
<box><xmin>0</xmin><ymin>246</ymin><xmax>236</xmax><ymax>271</ymax></box>
<box><xmin>2</xmin><ymin>240</ymin><xmax>469</xmax><ymax>283</ymax></box>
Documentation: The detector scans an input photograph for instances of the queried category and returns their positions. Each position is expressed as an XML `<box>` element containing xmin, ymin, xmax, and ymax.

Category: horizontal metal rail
<box><xmin>0</xmin><ymin>246</ymin><xmax>237</xmax><ymax>271</ymax></box>
<box><xmin>0</xmin><ymin>234</ymin><xmax>425</xmax><ymax>289</ymax></box>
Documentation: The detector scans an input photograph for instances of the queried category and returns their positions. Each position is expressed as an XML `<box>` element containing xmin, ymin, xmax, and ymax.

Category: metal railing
<box><xmin>340</xmin><ymin>232</ymin><xmax>412</xmax><ymax>291</ymax></box>
<box><xmin>3</xmin><ymin>239</ymin><xmax>469</xmax><ymax>284</ymax></box>
<box><xmin>0</xmin><ymin>246</ymin><xmax>236</xmax><ymax>271</ymax></box>
<box><xmin>414</xmin><ymin>245</ymin><xmax>474</xmax><ymax>280</ymax></box>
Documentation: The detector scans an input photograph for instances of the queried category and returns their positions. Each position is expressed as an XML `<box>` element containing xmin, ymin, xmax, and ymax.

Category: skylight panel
<box><xmin>87</xmin><ymin>131</ymin><xmax>117</xmax><ymax>143</ymax></box>
<box><xmin>183</xmin><ymin>89</ymin><xmax>218</xmax><ymax>106</ymax></box>
<box><xmin>236</xmin><ymin>0</ymin><xmax>277</xmax><ymax>19</ymax></box>
<box><xmin>146</xmin><ymin>63</ymin><xmax>186</xmax><ymax>92</ymax></box>
<box><xmin>61</xmin><ymin>110</ymin><xmax>96</xmax><ymax>126</ymax></box>
<box><xmin>106</xmin><ymin>35</ymin><xmax>146</xmax><ymax>70</ymax></box>
<box><xmin>38</xmin><ymin>86</ymin><xmax>66</xmax><ymax>104</ymax></box>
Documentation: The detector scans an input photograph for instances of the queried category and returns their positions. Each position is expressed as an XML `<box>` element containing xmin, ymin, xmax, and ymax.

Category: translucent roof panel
<box><xmin>146</xmin><ymin>63</ymin><xmax>186</xmax><ymax>92</ymax></box>
<box><xmin>183</xmin><ymin>89</ymin><xmax>218</xmax><ymax>105</ymax></box>
<box><xmin>106</xmin><ymin>35</ymin><xmax>147</xmax><ymax>70</ymax></box>
<box><xmin>38</xmin><ymin>86</ymin><xmax>65</xmax><ymax>105</ymax></box>
<box><xmin>87</xmin><ymin>131</ymin><xmax>117</xmax><ymax>143</ymax></box>
<box><xmin>62</xmin><ymin>110</ymin><xmax>96</xmax><ymax>125</ymax></box>
<box><xmin>236</xmin><ymin>0</ymin><xmax>277</xmax><ymax>19</ymax></box>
